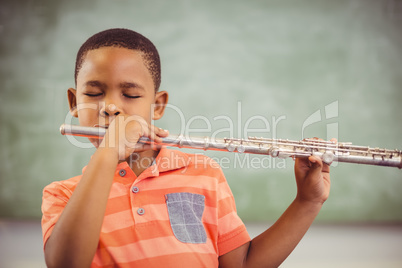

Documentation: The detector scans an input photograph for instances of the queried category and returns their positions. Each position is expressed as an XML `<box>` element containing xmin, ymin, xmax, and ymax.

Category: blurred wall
<box><xmin>0</xmin><ymin>0</ymin><xmax>401</xmax><ymax>221</ymax></box>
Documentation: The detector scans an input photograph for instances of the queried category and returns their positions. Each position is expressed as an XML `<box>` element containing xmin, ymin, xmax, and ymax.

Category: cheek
<box><xmin>126</xmin><ymin>102</ymin><xmax>153</xmax><ymax>119</ymax></box>
<box><xmin>140</xmin><ymin>106</ymin><xmax>154</xmax><ymax>122</ymax></box>
<box><xmin>77</xmin><ymin>106</ymin><xmax>100</xmax><ymax>125</ymax></box>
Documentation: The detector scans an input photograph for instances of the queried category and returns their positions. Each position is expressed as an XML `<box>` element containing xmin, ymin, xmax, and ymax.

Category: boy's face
<box><xmin>68</xmin><ymin>47</ymin><xmax>167</xmax><ymax>147</ymax></box>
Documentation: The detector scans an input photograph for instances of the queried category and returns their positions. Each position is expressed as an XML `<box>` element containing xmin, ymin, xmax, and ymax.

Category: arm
<box><xmin>219</xmin><ymin>155</ymin><xmax>331</xmax><ymax>268</ymax></box>
<box><xmin>44</xmin><ymin>147</ymin><xmax>119</xmax><ymax>268</ymax></box>
<box><xmin>44</xmin><ymin>116</ymin><xmax>168</xmax><ymax>268</ymax></box>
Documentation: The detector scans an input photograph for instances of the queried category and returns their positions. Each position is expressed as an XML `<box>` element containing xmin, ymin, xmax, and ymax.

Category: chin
<box><xmin>89</xmin><ymin>138</ymin><xmax>102</xmax><ymax>148</ymax></box>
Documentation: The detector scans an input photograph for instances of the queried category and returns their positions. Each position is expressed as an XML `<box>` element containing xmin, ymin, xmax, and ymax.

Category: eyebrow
<box><xmin>84</xmin><ymin>81</ymin><xmax>145</xmax><ymax>91</ymax></box>
<box><xmin>119</xmin><ymin>82</ymin><xmax>145</xmax><ymax>91</ymax></box>
<box><xmin>84</xmin><ymin>80</ymin><xmax>107</xmax><ymax>90</ymax></box>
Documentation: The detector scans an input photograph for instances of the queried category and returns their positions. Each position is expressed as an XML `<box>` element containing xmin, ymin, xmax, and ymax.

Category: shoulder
<box><xmin>158</xmin><ymin>148</ymin><xmax>226</xmax><ymax>182</ymax></box>
<box><xmin>43</xmin><ymin>174</ymin><xmax>82</xmax><ymax>200</ymax></box>
<box><xmin>187</xmin><ymin>152</ymin><xmax>221</xmax><ymax>169</ymax></box>
<box><xmin>159</xmin><ymin>147</ymin><xmax>221</xmax><ymax>169</ymax></box>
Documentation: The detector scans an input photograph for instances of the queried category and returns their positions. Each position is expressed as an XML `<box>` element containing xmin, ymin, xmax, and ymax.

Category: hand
<box><xmin>294</xmin><ymin>138</ymin><xmax>336</xmax><ymax>205</ymax></box>
<box><xmin>99</xmin><ymin>114</ymin><xmax>169</xmax><ymax>160</ymax></box>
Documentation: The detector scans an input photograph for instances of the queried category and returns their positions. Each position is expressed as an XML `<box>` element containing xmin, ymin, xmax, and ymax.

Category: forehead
<box><xmin>77</xmin><ymin>47</ymin><xmax>153</xmax><ymax>88</ymax></box>
<box><xmin>82</xmin><ymin>46</ymin><xmax>146</xmax><ymax>69</ymax></box>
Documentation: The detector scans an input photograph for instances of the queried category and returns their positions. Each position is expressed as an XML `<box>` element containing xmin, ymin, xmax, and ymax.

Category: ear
<box><xmin>152</xmin><ymin>91</ymin><xmax>169</xmax><ymax>120</ymax></box>
<box><xmin>67</xmin><ymin>88</ymin><xmax>78</xmax><ymax>118</ymax></box>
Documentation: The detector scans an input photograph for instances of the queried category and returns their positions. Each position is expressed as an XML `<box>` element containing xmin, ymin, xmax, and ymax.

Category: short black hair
<box><xmin>75</xmin><ymin>28</ymin><xmax>161</xmax><ymax>91</ymax></box>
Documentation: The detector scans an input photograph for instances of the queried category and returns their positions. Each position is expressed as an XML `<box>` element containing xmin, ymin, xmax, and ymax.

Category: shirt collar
<box><xmin>82</xmin><ymin>147</ymin><xmax>191</xmax><ymax>181</ymax></box>
<box><xmin>137</xmin><ymin>147</ymin><xmax>190</xmax><ymax>180</ymax></box>
<box><xmin>81</xmin><ymin>160</ymin><xmax>131</xmax><ymax>177</ymax></box>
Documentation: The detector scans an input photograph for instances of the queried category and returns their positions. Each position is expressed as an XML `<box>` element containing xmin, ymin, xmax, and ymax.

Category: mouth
<box><xmin>94</xmin><ymin>124</ymin><xmax>109</xmax><ymax>129</ymax></box>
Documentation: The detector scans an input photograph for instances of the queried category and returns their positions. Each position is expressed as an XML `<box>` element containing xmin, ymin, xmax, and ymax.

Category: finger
<box><xmin>153</xmin><ymin>126</ymin><xmax>169</xmax><ymax>137</ymax></box>
<box><xmin>305</xmin><ymin>137</ymin><xmax>334</xmax><ymax>143</ymax></box>
<box><xmin>303</xmin><ymin>137</ymin><xmax>320</xmax><ymax>141</ymax></box>
<box><xmin>295</xmin><ymin>156</ymin><xmax>312</xmax><ymax>169</ymax></box>
<box><xmin>294</xmin><ymin>156</ymin><xmax>312</xmax><ymax>183</ymax></box>
<box><xmin>149</xmin><ymin>125</ymin><xmax>169</xmax><ymax>143</ymax></box>
<box><xmin>308</xmin><ymin>155</ymin><xmax>324</xmax><ymax>177</ymax></box>
<box><xmin>133</xmin><ymin>143</ymin><xmax>154</xmax><ymax>151</ymax></box>
<box><xmin>321</xmin><ymin>162</ymin><xmax>330</xmax><ymax>173</ymax></box>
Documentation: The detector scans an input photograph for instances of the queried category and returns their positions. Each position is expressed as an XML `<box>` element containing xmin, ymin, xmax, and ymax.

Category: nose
<box><xmin>100</xmin><ymin>103</ymin><xmax>121</xmax><ymax>117</ymax></box>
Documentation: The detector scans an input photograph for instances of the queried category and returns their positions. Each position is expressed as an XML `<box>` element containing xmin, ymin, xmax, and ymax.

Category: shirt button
<box><xmin>131</xmin><ymin>186</ymin><xmax>139</xmax><ymax>193</ymax></box>
<box><xmin>137</xmin><ymin>208</ymin><xmax>145</xmax><ymax>215</ymax></box>
<box><xmin>119</xmin><ymin>169</ymin><xmax>126</xmax><ymax>177</ymax></box>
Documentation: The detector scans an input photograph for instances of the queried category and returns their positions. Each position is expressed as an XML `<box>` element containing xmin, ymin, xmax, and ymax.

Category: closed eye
<box><xmin>123</xmin><ymin>94</ymin><xmax>141</xmax><ymax>99</ymax></box>
<box><xmin>84</xmin><ymin>92</ymin><xmax>103</xmax><ymax>97</ymax></box>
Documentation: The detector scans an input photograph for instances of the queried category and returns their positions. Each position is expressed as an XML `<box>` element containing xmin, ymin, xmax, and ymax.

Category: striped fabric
<box><xmin>42</xmin><ymin>147</ymin><xmax>250</xmax><ymax>267</ymax></box>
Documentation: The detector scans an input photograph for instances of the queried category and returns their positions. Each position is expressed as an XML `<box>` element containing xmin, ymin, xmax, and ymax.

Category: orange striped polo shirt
<box><xmin>41</xmin><ymin>147</ymin><xmax>250</xmax><ymax>267</ymax></box>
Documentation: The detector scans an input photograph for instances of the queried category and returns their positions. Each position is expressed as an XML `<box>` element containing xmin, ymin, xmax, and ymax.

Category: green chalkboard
<box><xmin>0</xmin><ymin>0</ymin><xmax>401</xmax><ymax>221</ymax></box>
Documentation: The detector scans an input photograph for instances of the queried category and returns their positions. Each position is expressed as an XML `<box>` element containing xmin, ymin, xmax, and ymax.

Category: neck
<box><xmin>125</xmin><ymin>149</ymin><xmax>159</xmax><ymax>176</ymax></box>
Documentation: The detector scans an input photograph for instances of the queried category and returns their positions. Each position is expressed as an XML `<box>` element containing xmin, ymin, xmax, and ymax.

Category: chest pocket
<box><xmin>165</xmin><ymin>192</ymin><xmax>207</xmax><ymax>244</ymax></box>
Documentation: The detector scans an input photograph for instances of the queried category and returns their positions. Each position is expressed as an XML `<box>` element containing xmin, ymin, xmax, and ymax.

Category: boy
<box><xmin>42</xmin><ymin>28</ymin><xmax>331</xmax><ymax>268</ymax></box>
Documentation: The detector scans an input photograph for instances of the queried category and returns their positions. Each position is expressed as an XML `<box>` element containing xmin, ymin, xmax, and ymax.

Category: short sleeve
<box><xmin>41</xmin><ymin>181</ymin><xmax>74</xmax><ymax>249</ymax></box>
<box><xmin>215</xmin><ymin>166</ymin><xmax>250</xmax><ymax>256</ymax></box>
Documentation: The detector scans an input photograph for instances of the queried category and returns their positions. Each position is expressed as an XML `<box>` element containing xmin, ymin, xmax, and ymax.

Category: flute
<box><xmin>60</xmin><ymin>124</ymin><xmax>402</xmax><ymax>169</ymax></box>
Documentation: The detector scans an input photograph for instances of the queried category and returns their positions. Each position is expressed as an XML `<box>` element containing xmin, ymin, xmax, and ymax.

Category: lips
<box><xmin>94</xmin><ymin>124</ymin><xmax>109</xmax><ymax>129</ymax></box>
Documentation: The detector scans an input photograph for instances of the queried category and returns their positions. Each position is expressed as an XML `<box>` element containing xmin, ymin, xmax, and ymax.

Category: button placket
<box><xmin>130</xmin><ymin>184</ymin><xmax>144</xmax><ymax>218</ymax></box>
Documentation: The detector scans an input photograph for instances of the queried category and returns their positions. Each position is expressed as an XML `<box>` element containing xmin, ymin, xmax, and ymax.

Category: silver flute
<box><xmin>60</xmin><ymin>124</ymin><xmax>402</xmax><ymax>169</ymax></box>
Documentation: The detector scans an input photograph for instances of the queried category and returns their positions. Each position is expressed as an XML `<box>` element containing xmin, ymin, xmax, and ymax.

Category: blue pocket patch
<box><xmin>165</xmin><ymin>192</ymin><xmax>207</xmax><ymax>244</ymax></box>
